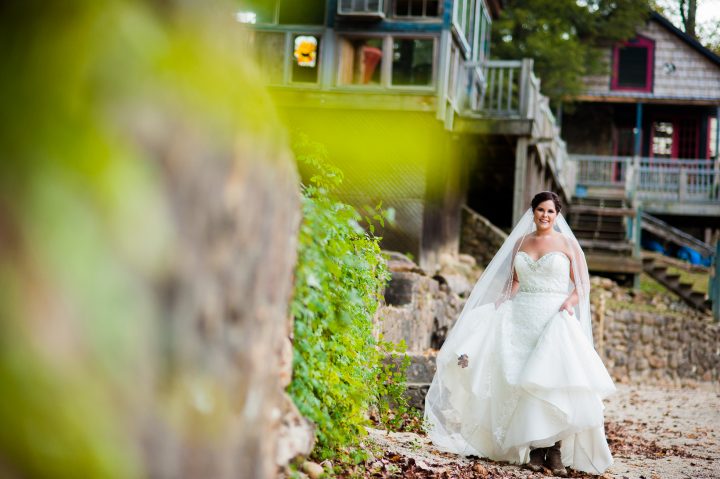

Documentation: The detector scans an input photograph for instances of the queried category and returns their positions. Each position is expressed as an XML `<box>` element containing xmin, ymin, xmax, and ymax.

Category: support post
<box><xmin>716</xmin><ymin>107</ymin><xmax>720</xmax><ymax>163</ymax></box>
<box><xmin>519</xmin><ymin>59</ymin><xmax>533</xmax><ymax>119</ymax></box>
<box><xmin>633</xmin><ymin>206</ymin><xmax>642</xmax><ymax>289</ymax></box>
<box><xmin>513</xmin><ymin>137</ymin><xmax>529</xmax><ymax>226</ymax></box>
<box><xmin>679</xmin><ymin>169</ymin><xmax>688</xmax><ymax>201</ymax></box>
<box><xmin>634</xmin><ymin>102</ymin><xmax>643</xmax><ymax>156</ymax></box>
<box><xmin>713</xmin><ymin>240</ymin><xmax>720</xmax><ymax>322</ymax></box>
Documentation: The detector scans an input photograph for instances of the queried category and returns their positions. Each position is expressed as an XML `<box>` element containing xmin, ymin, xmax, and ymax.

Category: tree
<box><xmin>678</xmin><ymin>0</ymin><xmax>697</xmax><ymax>38</ymax></box>
<box><xmin>492</xmin><ymin>0</ymin><xmax>650</xmax><ymax>106</ymax></box>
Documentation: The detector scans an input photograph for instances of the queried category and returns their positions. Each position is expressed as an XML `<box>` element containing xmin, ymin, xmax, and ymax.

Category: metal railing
<box><xmin>570</xmin><ymin>155</ymin><xmax>720</xmax><ymax>203</ymax></box>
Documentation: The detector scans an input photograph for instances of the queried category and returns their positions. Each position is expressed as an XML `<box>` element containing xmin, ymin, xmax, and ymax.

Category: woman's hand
<box><xmin>559</xmin><ymin>300</ymin><xmax>575</xmax><ymax>315</ymax></box>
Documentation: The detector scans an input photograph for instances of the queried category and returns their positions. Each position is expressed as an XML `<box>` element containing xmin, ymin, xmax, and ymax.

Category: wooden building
<box><xmin>562</xmin><ymin>11</ymin><xmax>720</xmax><ymax>288</ymax></box>
<box><xmin>244</xmin><ymin>0</ymin><xmax>574</xmax><ymax>270</ymax></box>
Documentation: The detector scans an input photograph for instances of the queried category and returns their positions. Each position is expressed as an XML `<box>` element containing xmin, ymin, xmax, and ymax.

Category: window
<box><xmin>291</xmin><ymin>34</ymin><xmax>321</xmax><ymax>83</ymax></box>
<box><xmin>651</xmin><ymin>119</ymin><xmax>700</xmax><ymax>159</ymax></box>
<box><xmin>337</xmin><ymin>37</ymin><xmax>384</xmax><ymax>85</ymax></box>
<box><xmin>652</xmin><ymin>122</ymin><xmax>674</xmax><ymax>158</ymax></box>
<box><xmin>394</xmin><ymin>0</ymin><xmax>440</xmax><ymax>17</ymax></box>
<box><xmin>337</xmin><ymin>35</ymin><xmax>435</xmax><ymax>88</ymax></box>
<box><xmin>709</xmin><ymin>117</ymin><xmax>718</xmax><ymax>160</ymax></box>
<box><xmin>474</xmin><ymin>3</ymin><xmax>491</xmax><ymax>61</ymax></box>
<box><xmin>392</xmin><ymin>38</ymin><xmax>433</xmax><ymax>86</ymax></box>
<box><xmin>252</xmin><ymin>31</ymin><xmax>322</xmax><ymax>85</ymax></box>
<box><xmin>252</xmin><ymin>31</ymin><xmax>286</xmax><ymax>84</ymax></box>
<box><xmin>239</xmin><ymin>0</ymin><xmax>325</xmax><ymax>25</ymax></box>
<box><xmin>611</xmin><ymin>36</ymin><xmax>654</xmax><ymax>92</ymax></box>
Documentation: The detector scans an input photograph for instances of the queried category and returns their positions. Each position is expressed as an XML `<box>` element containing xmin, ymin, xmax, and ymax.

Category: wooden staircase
<box><xmin>568</xmin><ymin>197</ymin><xmax>642</xmax><ymax>277</ymax></box>
<box><xmin>641</xmin><ymin>254</ymin><xmax>711</xmax><ymax>311</ymax></box>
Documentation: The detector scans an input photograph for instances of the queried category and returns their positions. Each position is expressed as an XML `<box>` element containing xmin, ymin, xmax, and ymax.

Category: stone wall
<box><xmin>591</xmin><ymin>277</ymin><xmax>720</xmax><ymax>384</ymax></box>
<box><xmin>0</xmin><ymin>4</ymin><xmax>313</xmax><ymax>478</ymax></box>
<box><xmin>376</xmin><ymin>252</ymin><xmax>478</xmax><ymax>352</ymax></box>
<box><xmin>380</xmin><ymin>259</ymin><xmax>719</xmax><ymax>410</ymax></box>
<box><xmin>460</xmin><ymin>206</ymin><xmax>508</xmax><ymax>268</ymax></box>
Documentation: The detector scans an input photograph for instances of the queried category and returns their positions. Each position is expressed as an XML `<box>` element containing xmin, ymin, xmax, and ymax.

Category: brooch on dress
<box><xmin>457</xmin><ymin>354</ymin><xmax>469</xmax><ymax>368</ymax></box>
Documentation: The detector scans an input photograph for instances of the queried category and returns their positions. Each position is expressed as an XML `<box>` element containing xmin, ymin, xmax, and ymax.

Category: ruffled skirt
<box><xmin>424</xmin><ymin>292</ymin><xmax>616</xmax><ymax>474</ymax></box>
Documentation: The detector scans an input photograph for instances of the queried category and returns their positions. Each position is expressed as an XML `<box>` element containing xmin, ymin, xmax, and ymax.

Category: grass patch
<box><xmin>664</xmin><ymin>266</ymin><xmax>709</xmax><ymax>294</ymax></box>
<box><xmin>639</xmin><ymin>273</ymin><xmax>669</xmax><ymax>295</ymax></box>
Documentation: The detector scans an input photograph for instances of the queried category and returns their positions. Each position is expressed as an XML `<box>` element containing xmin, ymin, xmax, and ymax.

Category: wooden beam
<box><xmin>586</xmin><ymin>253</ymin><xmax>643</xmax><ymax>273</ymax></box>
<box><xmin>574</xmin><ymin>94</ymin><xmax>720</xmax><ymax>106</ymax></box>
<box><xmin>641</xmin><ymin>201</ymin><xmax>720</xmax><ymax>217</ymax></box>
<box><xmin>270</xmin><ymin>89</ymin><xmax>437</xmax><ymax>112</ymax></box>
<box><xmin>641</xmin><ymin>219</ymin><xmax>714</xmax><ymax>256</ymax></box>
<box><xmin>570</xmin><ymin>205</ymin><xmax>636</xmax><ymax>217</ymax></box>
<box><xmin>454</xmin><ymin>117</ymin><xmax>533</xmax><ymax>136</ymax></box>
<box><xmin>579</xmin><ymin>239</ymin><xmax>635</xmax><ymax>252</ymax></box>
<box><xmin>512</xmin><ymin>137</ymin><xmax>529</xmax><ymax>225</ymax></box>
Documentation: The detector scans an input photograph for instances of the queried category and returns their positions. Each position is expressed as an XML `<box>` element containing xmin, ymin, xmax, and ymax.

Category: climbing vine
<box><xmin>288</xmin><ymin>134</ymin><xmax>411</xmax><ymax>463</ymax></box>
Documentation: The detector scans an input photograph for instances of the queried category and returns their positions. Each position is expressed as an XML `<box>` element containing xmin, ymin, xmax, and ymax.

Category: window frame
<box><xmin>252</xmin><ymin>27</ymin><xmax>325</xmax><ymax>88</ymax></box>
<box><xmin>611</xmin><ymin>35</ymin><xmax>655</xmax><ymax>93</ymax></box>
<box><xmin>334</xmin><ymin>32</ymin><xmax>438</xmax><ymax>91</ymax></box>
<box><xmin>392</xmin><ymin>0</ymin><xmax>442</xmax><ymax>19</ymax></box>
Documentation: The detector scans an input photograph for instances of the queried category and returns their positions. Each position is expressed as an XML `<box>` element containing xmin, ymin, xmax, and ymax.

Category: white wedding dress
<box><xmin>425</xmin><ymin>250</ymin><xmax>616</xmax><ymax>474</ymax></box>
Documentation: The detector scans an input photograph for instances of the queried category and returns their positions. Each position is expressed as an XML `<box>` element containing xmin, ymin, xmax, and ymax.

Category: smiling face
<box><xmin>533</xmin><ymin>199</ymin><xmax>558</xmax><ymax>232</ymax></box>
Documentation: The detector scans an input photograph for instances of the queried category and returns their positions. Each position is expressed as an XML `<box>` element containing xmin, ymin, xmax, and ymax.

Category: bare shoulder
<box><xmin>553</xmin><ymin>232</ymin><xmax>576</xmax><ymax>257</ymax></box>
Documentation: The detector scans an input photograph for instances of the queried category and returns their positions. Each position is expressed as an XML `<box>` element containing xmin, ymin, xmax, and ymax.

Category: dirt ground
<box><xmin>366</xmin><ymin>383</ymin><xmax>720</xmax><ymax>478</ymax></box>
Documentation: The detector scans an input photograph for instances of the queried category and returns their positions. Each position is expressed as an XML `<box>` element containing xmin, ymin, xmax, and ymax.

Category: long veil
<box><xmin>424</xmin><ymin>208</ymin><xmax>594</xmax><ymax>454</ymax></box>
<box><xmin>443</xmin><ymin>208</ymin><xmax>592</xmax><ymax>347</ymax></box>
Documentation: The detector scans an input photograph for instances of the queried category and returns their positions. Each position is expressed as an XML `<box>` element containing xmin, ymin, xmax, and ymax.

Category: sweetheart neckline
<box><xmin>517</xmin><ymin>250</ymin><xmax>570</xmax><ymax>263</ymax></box>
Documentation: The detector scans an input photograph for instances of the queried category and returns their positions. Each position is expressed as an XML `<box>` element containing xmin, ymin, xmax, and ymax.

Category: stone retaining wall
<box><xmin>379</xmin><ymin>254</ymin><xmax>719</xmax><ymax>409</ymax></box>
<box><xmin>591</xmin><ymin>277</ymin><xmax>719</xmax><ymax>384</ymax></box>
<box><xmin>460</xmin><ymin>206</ymin><xmax>508</xmax><ymax>268</ymax></box>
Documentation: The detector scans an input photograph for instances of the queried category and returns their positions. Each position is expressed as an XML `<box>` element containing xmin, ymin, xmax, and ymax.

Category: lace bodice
<box><xmin>514</xmin><ymin>251</ymin><xmax>571</xmax><ymax>294</ymax></box>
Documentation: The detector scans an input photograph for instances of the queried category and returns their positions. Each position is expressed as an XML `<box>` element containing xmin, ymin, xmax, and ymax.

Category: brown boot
<box><xmin>526</xmin><ymin>447</ymin><xmax>546</xmax><ymax>472</ymax></box>
<box><xmin>544</xmin><ymin>441</ymin><xmax>567</xmax><ymax>477</ymax></box>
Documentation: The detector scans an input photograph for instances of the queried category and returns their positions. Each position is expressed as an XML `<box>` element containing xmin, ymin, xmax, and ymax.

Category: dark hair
<box><xmin>531</xmin><ymin>191</ymin><xmax>562</xmax><ymax>213</ymax></box>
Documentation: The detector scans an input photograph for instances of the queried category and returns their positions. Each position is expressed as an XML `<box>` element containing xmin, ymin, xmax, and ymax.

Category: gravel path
<box><xmin>367</xmin><ymin>383</ymin><xmax>720</xmax><ymax>478</ymax></box>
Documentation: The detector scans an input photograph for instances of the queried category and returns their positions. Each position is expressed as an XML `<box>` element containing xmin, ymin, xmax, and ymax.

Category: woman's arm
<box><xmin>495</xmin><ymin>269</ymin><xmax>520</xmax><ymax>309</ymax></box>
<box><xmin>560</xmin><ymin>250</ymin><xmax>578</xmax><ymax>314</ymax></box>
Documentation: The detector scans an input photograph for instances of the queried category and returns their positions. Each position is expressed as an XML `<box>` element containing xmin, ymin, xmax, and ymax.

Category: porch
<box><xmin>450</xmin><ymin>59</ymin><xmax>574</xmax><ymax>224</ymax></box>
<box><xmin>569</xmin><ymin>154</ymin><xmax>720</xmax><ymax>216</ymax></box>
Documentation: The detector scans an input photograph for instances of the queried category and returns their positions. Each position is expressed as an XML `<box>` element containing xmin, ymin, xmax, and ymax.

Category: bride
<box><xmin>424</xmin><ymin>191</ymin><xmax>616</xmax><ymax>476</ymax></box>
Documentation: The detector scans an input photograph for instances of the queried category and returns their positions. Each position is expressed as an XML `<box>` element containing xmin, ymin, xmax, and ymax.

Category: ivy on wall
<box><xmin>288</xmin><ymin>135</ymin><xmax>409</xmax><ymax>462</ymax></box>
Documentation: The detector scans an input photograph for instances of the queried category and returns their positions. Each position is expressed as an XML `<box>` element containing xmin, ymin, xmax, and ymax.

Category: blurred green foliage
<box><xmin>0</xmin><ymin>0</ymin><xmax>281</xmax><ymax>477</ymax></box>
<box><xmin>288</xmin><ymin>135</ymin><xmax>413</xmax><ymax>462</ymax></box>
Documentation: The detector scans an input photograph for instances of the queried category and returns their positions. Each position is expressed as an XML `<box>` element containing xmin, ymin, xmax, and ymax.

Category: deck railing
<box><xmin>457</xmin><ymin>58</ymin><xmax>573</xmax><ymax>193</ymax></box>
<box><xmin>570</xmin><ymin>155</ymin><xmax>720</xmax><ymax>203</ymax></box>
<box><xmin>459</xmin><ymin>59</ymin><xmax>538</xmax><ymax>120</ymax></box>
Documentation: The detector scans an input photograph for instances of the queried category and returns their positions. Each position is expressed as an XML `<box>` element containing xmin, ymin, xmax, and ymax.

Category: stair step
<box><xmin>689</xmin><ymin>291</ymin><xmax>707</xmax><ymax>302</ymax></box>
<box><xmin>663</xmin><ymin>273</ymin><xmax>681</xmax><ymax>285</ymax></box>
<box><xmin>677</xmin><ymin>282</ymin><xmax>694</xmax><ymax>293</ymax></box>
<box><xmin>651</xmin><ymin>265</ymin><xmax>669</xmax><ymax>275</ymax></box>
<box><xmin>572</xmin><ymin>197</ymin><xmax>626</xmax><ymax>208</ymax></box>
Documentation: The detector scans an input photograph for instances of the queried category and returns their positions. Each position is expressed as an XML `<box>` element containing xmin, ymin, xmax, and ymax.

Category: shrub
<box><xmin>288</xmin><ymin>135</ymin><xmax>401</xmax><ymax>461</ymax></box>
